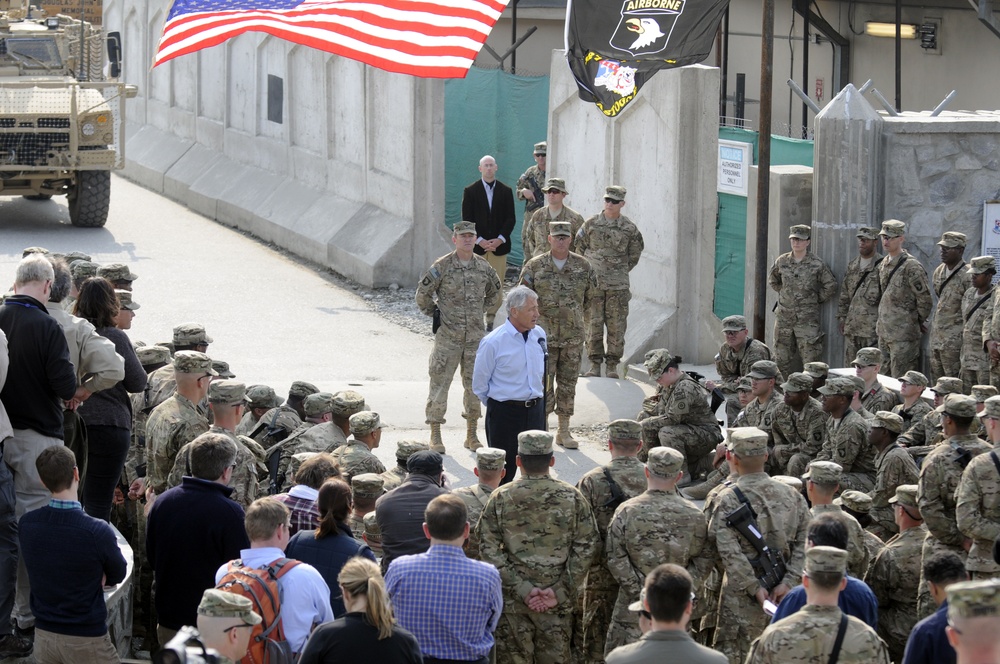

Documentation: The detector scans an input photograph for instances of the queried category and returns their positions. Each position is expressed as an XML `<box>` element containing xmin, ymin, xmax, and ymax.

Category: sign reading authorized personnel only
<box><xmin>718</xmin><ymin>139</ymin><xmax>751</xmax><ymax>196</ymax></box>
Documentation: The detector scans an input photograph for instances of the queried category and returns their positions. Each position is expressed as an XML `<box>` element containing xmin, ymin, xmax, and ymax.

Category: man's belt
<box><xmin>502</xmin><ymin>398</ymin><xmax>540</xmax><ymax>408</ymax></box>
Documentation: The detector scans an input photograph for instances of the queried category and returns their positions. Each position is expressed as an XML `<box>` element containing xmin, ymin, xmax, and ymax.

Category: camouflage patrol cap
<box><xmin>605</xmin><ymin>185</ymin><xmax>626</xmax><ymax>202</ymax></box>
<box><xmin>747</xmin><ymin>360</ymin><xmax>779</xmax><ymax>379</ymax></box>
<box><xmin>721</xmin><ymin>315</ymin><xmax>747</xmax><ymax>332</ymax></box>
<box><xmin>803</xmin><ymin>460</ymin><xmax>842</xmax><ymax>485</ymax></box>
<box><xmin>834</xmin><ymin>489</ymin><xmax>873</xmax><ymax>513</ymax></box>
<box><xmin>115</xmin><ymin>289</ymin><xmax>140</xmax><ymax>311</ymax></box>
<box><xmin>549</xmin><ymin>221</ymin><xmax>573</xmax><ymax>237</ymax></box>
<box><xmin>608</xmin><ymin>419</ymin><xmax>642</xmax><ymax>441</ymax></box>
<box><xmin>63</xmin><ymin>251</ymin><xmax>91</xmax><ymax>263</ymax></box>
<box><xmin>851</xmin><ymin>347</ymin><xmax>883</xmax><ymax>367</ymax></box>
<box><xmin>646</xmin><ymin>447</ymin><xmax>684</xmax><ymax>477</ymax></box>
<box><xmin>643</xmin><ymin>349</ymin><xmax>673</xmax><ymax>377</ymax></box>
<box><xmin>898</xmin><ymin>370</ymin><xmax>929</xmax><ymax>387</ymax></box>
<box><xmin>198</xmin><ymin>589</ymin><xmax>261</xmax><ymax>626</ymax></box>
<box><xmin>846</xmin><ymin>375</ymin><xmax>865</xmax><ymax>394</ymax></box>
<box><xmin>805</xmin><ymin>546</ymin><xmax>848</xmax><ymax>575</ymax></box>
<box><xmin>331</xmin><ymin>390</ymin><xmax>366</xmax><ymax>417</ymax></box>
<box><xmin>208</xmin><ymin>380</ymin><xmax>248</xmax><ymax>405</ymax></box>
<box><xmin>889</xmin><ymin>483</ymin><xmax>919</xmax><ymax>508</ymax></box>
<box><xmin>351</xmin><ymin>473</ymin><xmax>385</xmax><ymax>499</ymax></box>
<box><xmin>518</xmin><ymin>429</ymin><xmax>554</xmax><ymax>455</ymax></box>
<box><xmin>937</xmin><ymin>231</ymin><xmax>967</xmax><ymax>248</ymax></box>
<box><xmin>363</xmin><ymin>511</ymin><xmax>382</xmax><ymax>544</ymax></box>
<box><xmin>395</xmin><ymin>439</ymin><xmax>429</xmax><ymax>461</ymax></box>
<box><xmin>780</xmin><ymin>372</ymin><xmax>814</xmax><ymax>393</ymax></box>
<box><xmin>289</xmin><ymin>381</ymin><xmax>319</xmax><ymax>399</ymax></box>
<box><xmin>407</xmin><ymin>450</ymin><xmax>444</xmax><ymax>475</ymax></box>
<box><xmin>173</xmin><ymin>351</ymin><xmax>217</xmax><ymax>375</ymax></box>
<box><xmin>947</xmin><ymin>579</ymin><xmax>1000</xmax><ymax>620</ymax></box>
<box><xmin>788</xmin><ymin>224</ymin><xmax>811</xmax><ymax>239</ymax></box>
<box><xmin>772</xmin><ymin>475</ymin><xmax>803</xmax><ymax>491</ymax></box>
<box><xmin>70</xmin><ymin>260</ymin><xmax>99</xmax><ymax>281</ymax></box>
<box><xmin>453</xmin><ymin>221</ymin><xmax>477</xmax><ymax>236</ymax></box>
<box><xmin>21</xmin><ymin>246</ymin><xmax>49</xmax><ymax>256</ymax></box>
<box><xmin>246</xmin><ymin>385</ymin><xmax>280</xmax><ymax>410</ymax></box>
<box><xmin>349</xmin><ymin>411</ymin><xmax>383</xmax><ymax>436</ymax></box>
<box><xmin>879</xmin><ymin>220</ymin><xmax>906</xmax><ymax>237</ymax></box>
<box><xmin>930</xmin><ymin>377</ymin><xmax>965</xmax><ymax>395</ymax></box>
<box><xmin>943</xmin><ymin>394</ymin><xmax>977</xmax><ymax>419</ymax></box>
<box><xmin>973</xmin><ymin>385</ymin><xmax>999</xmax><ymax>403</ymax></box>
<box><xmin>533</xmin><ymin>141</ymin><xmax>547</xmax><ymax>155</ymax></box>
<box><xmin>475</xmin><ymin>447</ymin><xmax>507</xmax><ymax>471</ymax></box>
<box><xmin>542</xmin><ymin>177</ymin><xmax>567</xmax><ymax>193</ymax></box>
<box><xmin>969</xmin><ymin>256</ymin><xmax>997</xmax><ymax>274</ymax></box>
<box><xmin>817</xmin><ymin>376</ymin><xmax>856</xmax><ymax>397</ymax></box>
<box><xmin>98</xmin><ymin>262</ymin><xmax>138</xmax><ymax>282</ymax></box>
<box><xmin>872</xmin><ymin>410</ymin><xmax>904</xmax><ymax>434</ymax></box>
<box><xmin>803</xmin><ymin>362</ymin><xmax>829</xmax><ymax>379</ymax></box>
<box><xmin>980</xmin><ymin>395</ymin><xmax>1000</xmax><ymax>420</ymax></box>
<box><xmin>173</xmin><ymin>323</ymin><xmax>213</xmax><ymax>346</ymax></box>
<box><xmin>736</xmin><ymin>376</ymin><xmax>753</xmax><ymax>392</ymax></box>
<box><xmin>856</xmin><ymin>227</ymin><xmax>879</xmax><ymax>240</ymax></box>
<box><xmin>727</xmin><ymin>427</ymin><xmax>768</xmax><ymax>456</ymax></box>
<box><xmin>303</xmin><ymin>392</ymin><xmax>335</xmax><ymax>417</ymax></box>
<box><xmin>211</xmin><ymin>360</ymin><xmax>234</xmax><ymax>379</ymax></box>
<box><xmin>136</xmin><ymin>345</ymin><xmax>171</xmax><ymax>367</ymax></box>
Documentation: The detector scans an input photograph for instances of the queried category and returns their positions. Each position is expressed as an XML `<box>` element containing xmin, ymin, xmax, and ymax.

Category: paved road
<box><xmin>0</xmin><ymin>175</ymin><xmax>661</xmax><ymax>487</ymax></box>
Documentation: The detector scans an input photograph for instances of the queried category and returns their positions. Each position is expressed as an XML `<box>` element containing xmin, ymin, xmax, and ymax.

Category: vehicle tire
<box><xmin>69</xmin><ymin>170</ymin><xmax>111</xmax><ymax>228</ymax></box>
<box><xmin>23</xmin><ymin>193</ymin><xmax>52</xmax><ymax>201</ymax></box>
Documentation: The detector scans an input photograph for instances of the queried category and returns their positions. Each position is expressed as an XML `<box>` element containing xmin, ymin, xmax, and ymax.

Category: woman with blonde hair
<box><xmin>298</xmin><ymin>557</ymin><xmax>422</xmax><ymax>663</ymax></box>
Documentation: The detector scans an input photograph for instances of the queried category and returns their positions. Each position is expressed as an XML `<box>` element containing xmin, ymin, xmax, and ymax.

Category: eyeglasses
<box><xmin>604</xmin><ymin>197</ymin><xmax>623</xmax><ymax>204</ymax></box>
<box><xmin>723</xmin><ymin>330</ymin><xmax>743</xmax><ymax>336</ymax></box>
<box><xmin>222</xmin><ymin>624</ymin><xmax>253</xmax><ymax>634</ymax></box>
<box><xmin>638</xmin><ymin>610</ymin><xmax>651</xmax><ymax>619</ymax></box>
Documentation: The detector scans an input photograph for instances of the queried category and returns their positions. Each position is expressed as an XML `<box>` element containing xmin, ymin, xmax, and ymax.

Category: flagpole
<box><xmin>753</xmin><ymin>0</ymin><xmax>774</xmax><ymax>342</ymax></box>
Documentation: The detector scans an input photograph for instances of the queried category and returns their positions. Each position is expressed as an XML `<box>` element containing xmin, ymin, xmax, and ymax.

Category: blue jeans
<box><xmin>0</xmin><ymin>444</ymin><xmax>18</xmax><ymax>635</ymax></box>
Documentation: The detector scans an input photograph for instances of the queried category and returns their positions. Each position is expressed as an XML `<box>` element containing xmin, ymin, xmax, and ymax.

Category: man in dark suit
<box><xmin>462</xmin><ymin>154</ymin><xmax>516</xmax><ymax>330</ymax></box>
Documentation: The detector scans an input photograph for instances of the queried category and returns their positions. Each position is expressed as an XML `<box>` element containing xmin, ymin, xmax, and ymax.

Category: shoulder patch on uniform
<box><xmin>421</xmin><ymin>275</ymin><xmax>432</xmax><ymax>286</ymax></box>
<box><xmin>429</xmin><ymin>267</ymin><xmax>441</xmax><ymax>280</ymax></box>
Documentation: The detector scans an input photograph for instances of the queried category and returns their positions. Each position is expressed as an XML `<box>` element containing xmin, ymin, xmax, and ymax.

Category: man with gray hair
<box><xmin>473</xmin><ymin>285</ymin><xmax>547</xmax><ymax>483</ymax></box>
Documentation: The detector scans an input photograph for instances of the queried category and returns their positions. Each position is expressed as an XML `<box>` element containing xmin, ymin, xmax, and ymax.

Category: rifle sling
<box><xmin>935</xmin><ymin>262</ymin><xmax>966</xmax><ymax>298</ymax></box>
<box><xmin>828</xmin><ymin>613</ymin><xmax>848</xmax><ymax>664</ymax></box>
<box><xmin>965</xmin><ymin>289</ymin><xmax>994</xmax><ymax>323</ymax></box>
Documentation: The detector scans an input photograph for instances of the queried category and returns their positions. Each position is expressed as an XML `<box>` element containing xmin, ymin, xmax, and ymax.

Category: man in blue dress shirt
<box><xmin>902</xmin><ymin>551</ymin><xmax>966</xmax><ymax>664</ymax></box>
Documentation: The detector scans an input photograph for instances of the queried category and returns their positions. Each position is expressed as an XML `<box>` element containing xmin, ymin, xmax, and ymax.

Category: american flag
<box><xmin>153</xmin><ymin>0</ymin><xmax>510</xmax><ymax>78</ymax></box>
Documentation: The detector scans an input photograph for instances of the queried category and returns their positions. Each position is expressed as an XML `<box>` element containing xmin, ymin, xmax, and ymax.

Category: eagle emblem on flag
<box><xmin>609</xmin><ymin>0</ymin><xmax>686</xmax><ymax>57</ymax></box>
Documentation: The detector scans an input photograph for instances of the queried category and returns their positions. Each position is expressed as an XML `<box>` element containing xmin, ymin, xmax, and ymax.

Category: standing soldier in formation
<box><xmin>416</xmin><ymin>221</ymin><xmax>502</xmax><ymax>454</ymax></box>
<box><xmin>575</xmin><ymin>420</ymin><xmax>648</xmax><ymax>662</ymax></box>
<box><xmin>836</xmin><ymin>490</ymin><xmax>886</xmax><ymax>567</ymax></box>
<box><xmin>956</xmin><ymin>394</ymin><xmax>1000</xmax><ymax>580</ymax></box>
<box><xmin>234</xmin><ymin>384</ymin><xmax>280</xmax><ymax>436</ymax></box>
<box><xmin>519</xmin><ymin>221</ymin><xmax>596</xmax><ymax>448</ymax></box>
<box><xmin>767</xmin><ymin>224</ymin><xmax>838</xmax><ymax>377</ymax></box>
<box><xmin>706</xmin><ymin>315</ymin><xmax>773</xmax><ymax>425</ymax></box>
<box><xmin>837</xmin><ymin>227</ymin><xmax>884</xmax><ymax>365</ymax></box>
<box><xmin>892</xmin><ymin>370</ymin><xmax>932</xmax><ymax>431</ymax></box>
<box><xmin>145</xmin><ymin>323</ymin><xmax>214</xmax><ymax>414</ymax></box>
<box><xmin>876</xmin><ymin>220</ymin><xmax>933</xmax><ymax>376</ymax></box>
<box><xmin>271</xmin><ymin>392</ymin><xmax>334</xmax><ymax>492</ymax></box>
<box><xmin>378</xmin><ymin>440</ymin><xmax>427</xmax><ymax>493</ymax></box>
<box><xmin>815</xmin><ymin>377</ymin><xmax>875</xmax><ymax>491</ymax></box>
<box><xmin>477</xmin><ymin>430</ymin><xmax>598</xmax><ymax>664</ymax></box>
<box><xmin>803</xmin><ymin>461</ymin><xmax>870</xmax><ymax>579</ymax></box>
<box><xmin>521</xmin><ymin>178</ymin><xmax>585</xmax><ymax>262</ymax></box>
<box><xmin>852</xmin><ymin>348</ymin><xmax>900</xmax><ymax>415</ymax></box>
<box><xmin>930</xmin><ymin>232</ymin><xmax>971</xmax><ymax>382</ymax></box>
<box><xmin>576</xmin><ymin>185</ymin><xmax>644</xmax><ymax>379</ymax></box>
<box><xmin>516</xmin><ymin>141</ymin><xmax>547</xmax><ymax>229</ymax></box>
<box><xmin>249</xmin><ymin>381</ymin><xmax>319</xmax><ymax>451</ymax></box>
<box><xmin>707</xmin><ymin>427</ymin><xmax>810</xmax><ymax>663</ymax></box>
<box><xmin>867</xmin><ymin>411</ymin><xmax>919</xmax><ymax>540</ymax></box>
<box><xmin>962</xmin><ymin>256</ymin><xmax>996</xmax><ymax>391</ymax></box>
<box><xmin>605</xmin><ymin>446</ymin><xmax>711</xmax><ymax>655</ymax></box>
<box><xmin>771</xmin><ymin>372</ymin><xmax>828</xmax><ymax>477</ymax></box>
<box><xmin>452</xmin><ymin>446</ymin><xmax>505</xmax><ymax>560</ymax></box>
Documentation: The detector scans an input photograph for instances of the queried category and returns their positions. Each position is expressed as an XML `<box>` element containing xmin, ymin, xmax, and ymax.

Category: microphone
<box><xmin>537</xmin><ymin>336</ymin><xmax>548</xmax><ymax>357</ymax></box>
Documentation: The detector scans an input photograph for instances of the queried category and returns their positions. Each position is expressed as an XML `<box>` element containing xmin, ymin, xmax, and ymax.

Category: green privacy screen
<box><xmin>713</xmin><ymin>128</ymin><xmax>814</xmax><ymax>319</ymax></box>
<box><xmin>444</xmin><ymin>67</ymin><xmax>550</xmax><ymax>267</ymax></box>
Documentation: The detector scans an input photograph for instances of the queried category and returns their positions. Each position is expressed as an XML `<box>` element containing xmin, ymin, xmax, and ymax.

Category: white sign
<box><xmin>982</xmin><ymin>201</ymin><xmax>1000</xmax><ymax>285</ymax></box>
<box><xmin>718</xmin><ymin>140</ymin><xmax>751</xmax><ymax>196</ymax></box>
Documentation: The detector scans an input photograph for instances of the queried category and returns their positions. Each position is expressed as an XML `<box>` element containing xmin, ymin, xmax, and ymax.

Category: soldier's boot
<box><xmin>606</xmin><ymin>359</ymin><xmax>620</xmax><ymax>380</ymax></box>
<box><xmin>681</xmin><ymin>467</ymin><xmax>725</xmax><ymax>500</ymax></box>
<box><xmin>464</xmin><ymin>419</ymin><xmax>482</xmax><ymax>450</ymax></box>
<box><xmin>584</xmin><ymin>360</ymin><xmax>602</xmax><ymax>377</ymax></box>
<box><xmin>676</xmin><ymin>465</ymin><xmax>693</xmax><ymax>488</ymax></box>
<box><xmin>555</xmin><ymin>415</ymin><xmax>578</xmax><ymax>449</ymax></box>
<box><xmin>429</xmin><ymin>423</ymin><xmax>446</xmax><ymax>454</ymax></box>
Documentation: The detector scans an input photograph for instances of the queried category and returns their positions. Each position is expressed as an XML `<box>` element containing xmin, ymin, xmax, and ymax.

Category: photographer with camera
<box><xmin>154</xmin><ymin>590</ymin><xmax>260</xmax><ymax>664</ymax></box>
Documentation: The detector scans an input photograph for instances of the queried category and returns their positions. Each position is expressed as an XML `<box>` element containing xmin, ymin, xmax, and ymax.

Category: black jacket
<box><xmin>462</xmin><ymin>178</ymin><xmax>516</xmax><ymax>257</ymax></box>
<box><xmin>375</xmin><ymin>473</ymin><xmax>447</xmax><ymax>572</ymax></box>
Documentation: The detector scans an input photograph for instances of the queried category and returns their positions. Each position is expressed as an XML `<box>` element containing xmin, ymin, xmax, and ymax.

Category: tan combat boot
<box><xmin>555</xmin><ymin>415</ymin><xmax>578</xmax><ymax>449</ymax></box>
<box><xmin>584</xmin><ymin>360</ymin><xmax>602</xmax><ymax>377</ymax></box>
<box><xmin>605</xmin><ymin>360</ymin><xmax>620</xmax><ymax>380</ymax></box>
<box><xmin>464</xmin><ymin>419</ymin><xmax>482</xmax><ymax>450</ymax></box>
<box><xmin>429</xmin><ymin>423</ymin><xmax>445</xmax><ymax>454</ymax></box>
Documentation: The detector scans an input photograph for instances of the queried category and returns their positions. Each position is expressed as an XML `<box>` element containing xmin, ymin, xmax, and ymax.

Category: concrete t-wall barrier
<box><xmin>547</xmin><ymin>52</ymin><xmax>720</xmax><ymax>365</ymax></box>
<box><xmin>105</xmin><ymin>0</ymin><xmax>449</xmax><ymax>287</ymax></box>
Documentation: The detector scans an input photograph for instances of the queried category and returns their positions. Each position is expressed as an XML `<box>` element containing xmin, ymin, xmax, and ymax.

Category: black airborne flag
<box><xmin>566</xmin><ymin>0</ymin><xmax>731</xmax><ymax>117</ymax></box>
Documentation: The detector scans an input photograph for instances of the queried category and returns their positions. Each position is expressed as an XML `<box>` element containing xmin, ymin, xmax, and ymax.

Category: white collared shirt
<box><xmin>473</xmin><ymin>320</ymin><xmax>546</xmax><ymax>404</ymax></box>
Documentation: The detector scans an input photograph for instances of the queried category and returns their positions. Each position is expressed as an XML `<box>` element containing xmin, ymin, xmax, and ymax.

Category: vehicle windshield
<box><xmin>1</xmin><ymin>38</ymin><xmax>62</xmax><ymax>69</ymax></box>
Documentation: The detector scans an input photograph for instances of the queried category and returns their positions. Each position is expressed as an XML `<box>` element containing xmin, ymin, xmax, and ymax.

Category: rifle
<box><xmin>684</xmin><ymin>365</ymin><xmax>726</xmax><ymax>415</ymax></box>
<box><xmin>724</xmin><ymin>487</ymin><xmax>787</xmax><ymax>591</ymax></box>
<box><xmin>433</xmin><ymin>306</ymin><xmax>441</xmax><ymax>334</ymax></box>
<box><xmin>602</xmin><ymin>467</ymin><xmax>626</xmax><ymax>510</ymax></box>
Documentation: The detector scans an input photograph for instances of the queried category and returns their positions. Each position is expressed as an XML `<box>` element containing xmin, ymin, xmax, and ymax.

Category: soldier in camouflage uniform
<box><xmin>144</xmin><ymin>351</ymin><xmax>214</xmax><ymax>497</ymax></box>
<box><xmin>575</xmin><ymin>420</ymin><xmax>648</xmax><ymax>662</ymax></box>
<box><xmin>897</xmin><ymin>375</ymin><xmax>962</xmax><ymax>461</ymax></box>
<box><xmin>917</xmin><ymin>393</ymin><xmax>992</xmax><ymax>618</ymax></box>
<box><xmin>876</xmin><ymin>220</ymin><xmax>933</xmax><ymax>376</ymax></box>
<box><xmin>852</xmin><ymin>347</ymin><xmax>900</xmax><ymax>416</ymax></box>
<box><xmin>865</xmin><ymin>484</ymin><xmax>926</xmax><ymax>662</ymax></box>
<box><xmin>515</xmin><ymin>141</ymin><xmax>546</xmax><ymax>227</ymax></box>
<box><xmin>956</xmin><ymin>395</ymin><xmax>1000</xmax><ymax>580</ymax></box>
<box><xmin>519</xmin><ymin>220</ymin><xmax>596</xmax><ymax>448</ymax></box>
<box><xmin>706</xmin><ymin>315</ymin><xmax>774</xmax><ymax>425</ymax></box>
<box><xmin>379</xmin><ymin>440</ymin><xmax>428</xmax><ymax>493</ymax></box>
<box><xmin>767</xmin><ymin>224</ymin><xmax>838</xmax><ymax>377</ymax></box>
<box><xmin>931</xmin><ymin>232</ymin><xmax>972</xmax><ymax>382</ymax></box>
<box><xmin>804</xmin><ymin>461</ymin><xmax>870</xmax><ymax>579</ymax></box>
<box><xmin>707</xmin><ymin>428</ymin><xmax>810</xmax><ymax>664</ymax></box>
<box><xmin>248</xmin><ymin>381</ymin><xmax>319</xmax><ymax>451</ymax></box>
<box><xmin>333</xmin><ymin>411</ymin><xmax>387</xmax><ymax>483</ymax></box>
<box><xmin>348</xmin><ymin>474</ymin><xmax>384</xmax><ymax>540</ymax></box>
<box><xmin>234</xmin><ymin>384</ymin><xmax>280</xmax><ymax>436</ymax></box>
<box><xmin>270</xmin><ymin>392</ymin><xmax>333</xmax><ymax>493</ymax></box>
<box><xmin>576</xmin><ymin>185</ymin><xmax>644</xmax><ymax>379</ymax></box>
<box><xmin>772</xmin><ymin>372</ymin><xmax>828</xmax><ymax>477</ymax></box>
<box><xmin>804</xmin><ymin>362</ymin><xmax>829</xmax><ymax>400</ymax></box>
<box><xmin>835</xmin><ymin>490</ymin><xmax>885</xmax><ymax>568</ymax></box>
<box><xmin>521</xmin><ymin>178</ymin><xmax>585</xmax><ymax>262</ymax></box>
<box><xmin>452</xmin><ymin>447</ymin><xmax>505</xmax><ymax>560</ymax></box>
<box><xmin>867</xmin><ymin>410</ymin><xmax>919</xmax><ymax>540</ymax></box>
<box><xmin>636</xmin><ymin>349</ymin><xmax>723</xmax><ymax>482</ymax></box>
<box><xmin>892</xmin><ymin>370</ymin><xmax>932</xmax><ymax>432</ymax></box>
<box><xmin>837</xmin><ymin>227</ymin><xmax>884</xmax><ymax>365</ymax></box>
<box><xmin>961</xmin><ymin>256</ymin><xmax>996</xmax><ymax>391</ymax></box>
<box><xmin>604</xmin><ymin>446</ymin><xmax>711</xmax><ymax>655</ymax></box>
<box><xmin>477</xmin><ymin>430</ymin><xmax>598</xmax><ymax>664</ymax></box>
<box><xmin>144</xmin><ymin>323</ymin><xmax>214</xmax><ymax>415</ymax></box>
<box><xmin>362</xmin><ymin>511</ymin><xmax>383</xmax><ymax>560</ymax></box>
<box><xmin>815</xmin><ymin>377</ymin><xmax>875</xmax><ymax>491</ymax></box>
<box><xmin>98</xmin><ymin>262</ymin><xmax>137</xmax><ymax>290</ymax></box>
<box><xmin>945</xmin><ymin>579</ymin><xmax>1000</xmax><ymax>661</ymax></box>
<box><xmin>416</xmin><ymin>220</ymin><xmax>502</xmax><ymax>453</ymax></box>
<box><xmin>746</xmin><ymin>547</ymin><xmax>890</xmax><ymax>664</ymax></box>
<box><xmin>735</xmin><ymin>360</ymin><xmax>781</xmax><ymax>442</ymax></box>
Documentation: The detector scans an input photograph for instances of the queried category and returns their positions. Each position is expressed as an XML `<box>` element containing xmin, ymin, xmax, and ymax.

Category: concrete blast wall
<box><xmin>547</xmin><ymin>52</ymin><xmax>720</xmax><ymax>365</ymax></box>
<box><xmin>105</xmin><ymin>0</ymin><xmax>449</xmax><ymax>287</ymax></box>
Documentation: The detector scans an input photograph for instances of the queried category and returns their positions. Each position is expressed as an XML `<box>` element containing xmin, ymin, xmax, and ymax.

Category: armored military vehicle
<box><xmin>0</xmin><ymin>3</ymin><xmax>134</xmax><ymax>227</ymax></box>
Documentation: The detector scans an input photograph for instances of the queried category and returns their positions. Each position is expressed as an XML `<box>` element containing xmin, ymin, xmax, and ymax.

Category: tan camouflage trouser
<box><xmin>880</xmin><ymin>605</ymin><xmax>918</xmax><ymax>664</ymax></box>
<box><xmin>880</xmin><ymin>338</ymin><xmax>922</xmax><ymax>377</ymax></box>
<box><xmin>839</xmin><ymin>472</ymin><xmax>875</xmax><ymax>493</ymax></box>
<box><xmin>962</xmin><ymin>368</ymin><xmax>991</xmax><ymax>394</ymax></box>
<box><xmin>918</xmin><ymin>536</ymin><xmax>966</xmax><ymax>620</ymax></box>
<box><xmin>545</xmin><ymin>344</ymin><xmax>583</xmax><ymax>416</ymax></box>
<box><xmin>845</xmin><ymin>335</ymin><xmax>880</xmax><ymax>367</ymax></box>
<box><xmin>496</xmin><ymin>607</ymin><xmax>572</xmax><ymax>664</ymax></box>
<box><xmin>587</xmin><ymin>289</ymin><xmax>631</xmax><ymax>364</ymax></box>
<box><xmin>575</xmin><ymin>565</ymin><xmax>615</xmax><ymax>664</ymax></box>
<box><xmin>773</xmin><ymin>321</ymin><xmax>823</xmax><ymax>378</ymax></box>
<box><xmin>426</xmin><ymin>333</ymin><xmax>482</xmax><ymax>424</ymax></box>
<box><xmin>642</xmin><ymin>424</ymin><xmax>722</xmax><ymax>473</ymax></box>
<box><xmin>724</xmin><ymin>392</ymin><xmax>742</xmax><ymax>426</ymax></box>
<box><xmin>713</xmin><ymin>576</ymin><xmax>768</xmax><ymax>664</ymax></box>
<box><xmin>604</xmin><ymin>587</ymin><xmax>642</xmax><ymax>656</ymax></box>
<box><xmin>769</xmin><ymin>445</ymin><xmax>796</xmax><ymax>475</ymax></box>
<box><xmin>868</xmin><ymin>506</ymin><xmax>897</xmax><ymax>540</ymax></box>
<box><xmin>931</xmin><ymin>347</ymin><xmax>962</xmax><ymax>384</ymax></box>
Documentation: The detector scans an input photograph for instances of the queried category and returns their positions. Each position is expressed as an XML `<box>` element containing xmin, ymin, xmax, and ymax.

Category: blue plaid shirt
<box><xmin>385</xmin><ymin>543</ymin><xmax>502</xmax><ymax>660</ymax></box>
